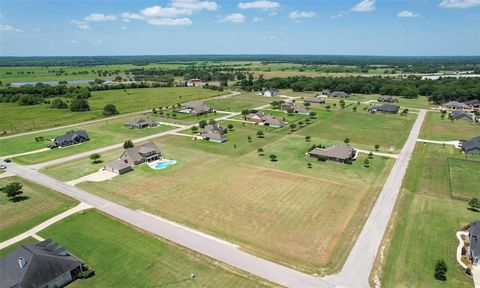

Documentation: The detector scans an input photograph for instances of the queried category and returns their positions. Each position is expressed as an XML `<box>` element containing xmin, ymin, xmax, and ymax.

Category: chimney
<box><xmin>18</xmin><ymin>257</ymin><xmax>27</xmax><ymax>269</ymax></box>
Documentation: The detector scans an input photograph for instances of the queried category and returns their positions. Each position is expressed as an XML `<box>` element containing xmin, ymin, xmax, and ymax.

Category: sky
<box><xmin>0</xmin><ymin>0</ymin><xmax>479</xmax><ymax>56</ymax></box>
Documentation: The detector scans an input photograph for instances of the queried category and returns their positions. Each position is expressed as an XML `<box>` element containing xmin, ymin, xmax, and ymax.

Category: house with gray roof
<box><xmin>202</xmin><ymin>124</ymin><xmax>227</xmax><ymax>143</ymax></box>
<box><xmin>246</xmin><ymin>112</ymin><xmax>285</xmax><ymax>128</ymax></box>
<box><xmin>281</xmin><ymin>102</ymin><xmax>310</xmax><ymax>115</ymax></box>
<box><xmin>53</xmin><ymin>130</ymin><xmax>89</xmax><ymax>147</ymax></box>
<box><xmin>464</xmin><ymin>99</ymin><xmax>480</xmax><ymax>111</ymax></box>
<box><xmin>124</xmin><ymin>118</ymin><xmax>157</xmax><ymax>129</ymax></box>
<box><xmin>304</xmin><ymin>97</ymin><xmax>325</xmax><ymax>105</ymax></box>
<box><xmin>449</xmin><ymin>110</ymin><xmax>477</xmax><ymax>122</ymax></box>
<box><xmin>178</xmin><ymin>101</ymin><xmax>212</xmax><ymax>116</ymax></box>
<box><xmin>0</xmin><ymin>239</ymin><xmax>84</xmax><ymax>288</ymax></box>
<box><xmin>308</xmin><ymin>144</ymin><xmax>356</xmax><ymax>163</ymax></box>
<box><xmin>120</xmin><ymin>142</ymin><xmax>161</xmax><ymax>165</ymax></box>
<box><xmin>328</xmin><ymin>91</ymin><xmax>349</xmax><ymax>98</ymax></box>
<box><xmin>377</xmin><ymin>95</ymin><xmax>398</xmax><ymax>103</ymax></box>
<box><xmin>441</xmin><ymin>101</ymin><xmax>470</xmax><ymax>110</ymax></box>
<box><xmin>369</xmin><ymin>104</ymin><xmax>400</xmax><ymax>114</ymax></box>
<box><xmin>462</xmin><ymin>136</ymin><xmax>480</xmax><ymax>155</ymax></box>
<box><xmin>103</xmin><ymin>159</ymin><xmax>133</xmax><ymax>175</ymax></box>
<box><xmin>261</xmin><ymin>89</ymin><xmax>278</xmax><ymax>97</ymax></box>
<box><xmin>470</xmin><ymin>220</ymin><xmax>480</xmax><ymax>266</ymax></box>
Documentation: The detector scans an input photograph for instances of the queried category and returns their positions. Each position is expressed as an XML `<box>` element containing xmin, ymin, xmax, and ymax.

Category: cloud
<box><xmin>289</xmin><ymin>10</ymin><xmax>316</xmax><ymax>19</ymax></box>
<box><xmin>171</xmin><ymin>0</ymin><xmax>218</xmax><ymax>11</ymax></box>
<box><xmin>351</xmin><ymin>0</ymin><xmax>376</xmax><ymax>12</ymax></box>
<box><xmin>121</xmin><ymin>25</ymin><xmax>128</xmax><ymax>30</ymax></box>
<box><xmin>268</xmin><ymin>11</ymin><xmax>278</xmax><ymax>16</ymax></box>
<box><xmin>140</xmin><ymin>6</ymin><xmax>192</xmax><ymax>18</ymax></box>
<box><xmin>253</xmin><ymin>17</ymin><xmax>264</xmax><ymax>22</ymax></box>
<box><xmin>238</xmin><ymin>1</ymin><xmax>280</xmax><ymax>10</ymax></box>
<box><xmin>439</xmin><ymin>0</ymin><xmax>480</xmax><ymax>8</ymax></box>
<box><xmin>84</xmin><ymin>13</ymin><xmax>117</xmax><ymax>22</ymax></box>
<box><xmin>122</xmin><ymin>13</ymin><xmax>145</xmax><ymax>21</ymax></box>
<box><xmin>0</xmin><ymin>24</ymin><xmax>23</xmax><ymax>32</ymax></box>
<box><xmin>70</xmin><ymin>20</ymin><xmax>91</xmax><ymax>30</ymax></box>
<box><xmin>219</xmin><ymin>13</ymin><xmax>246</xmax><ymax>23</ymax></box>
<box><xmin>397</xmin><ymin>10</ymin><xmax>420</xmax><ymax>17</ymax></box>
<box><xmin>330</xmin><ymin>11</ymin><xmax>349</xmax><ymax>19</ymax></box>
<box><xmin>147</xmin><ymin>17</ymin><xmax>192</xmax><ymax>25</ymax></box>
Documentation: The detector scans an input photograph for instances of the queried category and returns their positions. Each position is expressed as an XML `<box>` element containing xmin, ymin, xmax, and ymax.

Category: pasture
<box><xmin>420</xmin><ymin>111</ymin><xmax>480</xmax><ymax>141</ymax></box>
<box><xmin>0</xmin><ymin>176</ymin><xmax>77</xmax><ymax>242</ymax></box>
<box><xmin>37</xmin><ymin>210</ymin><xmax>273</xmax><ymax>288</ymax></box>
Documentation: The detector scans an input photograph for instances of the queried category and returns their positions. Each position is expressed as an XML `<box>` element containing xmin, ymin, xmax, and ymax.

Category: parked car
<box><xmin>0</xmin><ymin>165</ymin><xmax>6</xmax><ymax>170</ymax></box>
<box><xmin>4</xmin><ymin>159</ymin><xmax>11</xmax><ymax>163</ymax></box>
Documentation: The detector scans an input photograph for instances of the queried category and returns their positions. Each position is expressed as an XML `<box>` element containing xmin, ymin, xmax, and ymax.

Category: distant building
<box><xmin>202</xmin><ymin>124</ymin><xmax>227</xmax><ymax>143</ymax></box>
<box><xmin>308</xmin><ymin>144</ymin><xmax>356</xmax><ymax>163</ymax></box>
<box><xmin>54</xmin><ymin>130</ymin><xmax>89</xmax><ymax>147</ymax></box>
<box><xmin>449</xmin><ymin>111</ymin><xmax>476</xmax><ymax>122</ymax></box>
<box><xmin>461</xmin><ymin>136</ymin><xmax>480</xmax><ymax>155</ymax></box>
<box><xmin>470</xmin><ymin>221</ymin><xmax>480</xmax><ymax>266</ymax></box>
<box><xmin>369</xmin><ymin>104</ymin><xmax>400</xmax><ymax>114</ymax></box>
<box><xmin>464</xmin><ymin>99</ymin><xmax>480</xmax><ymax>111</ymax></box>
<box><xmin>124</xmin><ymin>118</ymin><xmax>157</xmax><ymax>129</ymax></box>
<box><xmin>246</xmin><ymin>112</ymin><xmax>285</xmax><ymax>128</ymax></box>
<box><xmin>327</xmin><ymin>91</ymin><xmax>349</xmax><ymax>98</ymax></box>
<box><xmin>377</xmin><ymin>95</ymin><xmax>398</xmax><ymax>103</ymax></box>
<box><xmin>0</xmin><ymin>239</ymin><xmax>84</xmax><ymax>288</ymax></box>
<box><xmin>178</xmin><ymin>101</ymin><xmax>212</xmax><ymax>116</ymax></box>
<box><xmin>280</xmin><ymin>102</ymin><xmax>310</xmax><ymax>115</ymax></box>
<box><xmin>186</xmin><ymin>79</ymin><xmax>204</xmax><ymax>87</ymax></box>
<box><xmin>120</xmin><ymin>142</ymin><xmax>162</xmax><ymax>165</ymax></box>
<box><xmin>441</xmin><ymin>101</ymin><xmax>470</xmax><ymax>110</ymax></box>
<box><xmin>103</xmin><ymin>160</ymin><xmax>133</xmax><ymax>175</ymax></box>
<box><xmin>303</xmin><ymin>97</ymin><xmax>325</xmax><ymax>105</ymax></box>
<box><xmin>261</xmin><ymin>89</ymin><xmax>278</xmax><ymax>97</ymax></box>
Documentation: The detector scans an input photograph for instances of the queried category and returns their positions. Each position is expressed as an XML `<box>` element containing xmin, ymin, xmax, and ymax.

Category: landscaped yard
<box><xmin>0</xmin><ymin>87</ymin><xmax>226</xmax><ymax>134</ymax></box>
<box><xmin>206</xmin><ymin>92</ymin><xmax>272</xmax><ymax>112</ymax></box>
<box><xmin>373</xmin><ymin>143</ymin><xmax>479</xmax><ymax>288</ymax></box>
<box><xmin>37</xmin><ymin>209</ymin><xmax>274</xmax><ymax>288</ymax></box>
<box><xmin>420</xmin><ymin>111</ymin><xmax>480</xmax><ymax>141</ymax></box>
<box><xmin>0</xmin><ymin>176</ymin><xmax>77</xmax><ymax>242</ymax></box>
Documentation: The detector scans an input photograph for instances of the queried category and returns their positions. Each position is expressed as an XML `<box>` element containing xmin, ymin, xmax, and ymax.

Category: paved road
<box><xmin>2</xmin><ymin>161</ymin><xmax>334</xmax><ymax>288</ymax></box>
<box><xmin>327</xmin><ymin>110</ymin><xmax>426</xmax><ymax>288</ymax></box>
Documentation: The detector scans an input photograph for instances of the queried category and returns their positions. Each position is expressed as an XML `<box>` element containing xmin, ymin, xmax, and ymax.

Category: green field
<box><xmin>420</xmin><ymin>112</ymin><xmax>480</xmax><ymax>141</ymax></box>
<box><xmin>36</xmin><ymin>209</ymin><xmax>273</xmax><ymax>288</ymax></box>
<box><xmin>0</xmin><ymin>176</ymin><xmax>77</xmax><ymax>242</ymax></box>
<box><xmin>206</xmin><ymin>92</ymin><xmax>272</xmax><ymax>112</ymax></box>
<box><xmin>0</xmin><ymin>87</ymin><xmax>225</xmax><ymax>134</ymax></box>
<box><xmin>448</xmin><ymin>158</ymin><xmax>480</xmax><ymax>200</ymax></box>
<box><xmin>374</xmin><ymin>143</ymin><xmax>479</xmax><ymax>288</ymax></box>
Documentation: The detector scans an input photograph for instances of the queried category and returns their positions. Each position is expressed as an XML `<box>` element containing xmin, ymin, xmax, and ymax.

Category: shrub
<box><xmin>50</xmin><ymin>98</ymin><xmax>68</xmax><ymax>109</ymax></box>
<box><xmin>434</xmin><ymin>259</ymin><xmax>447</xmax><ymax>281</ymax></box>
<box><xmin>103</xmin><ymin>104</ymin><xmax>119</xmax><ymax>116</ymax></box>
<box><xmin>77</xmin><ymin>269</ymin><xmax>95</xmax><ymax>279</ymax></box>
<box><xmin>318</xmin><ymin>155</ymin><xmax>326</xmax><ymax>162</ymax></box>
<box><xmin>70</xmin><ymin>98</ymin><xmax>90</xmax><ymax>112</ymax></box>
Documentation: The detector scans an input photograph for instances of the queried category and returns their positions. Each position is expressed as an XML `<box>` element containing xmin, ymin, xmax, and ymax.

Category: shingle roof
<box><xmin>377</xmin><ymin>95</ymin><xmax>398</xmax><ymax>102</ymax></box>
<box><xmin>105</xmin><ymin>159</ymin><xmax>131</xmax><ymax>171</ymax></box>
<box><xmin>371</xmin><ymin>104</ymin><xmax>400</xmax><ymax>113</ymax></box>
<box><xmin>202</xmin><ymin>124</ymin><xmax>226</xmax><ymax>134</ymax></box>
<box><xmin>449</xmin><ymin>110</ymin><xmax>475</xmax><ymax>120</ymax></box>
<box><xmin>304</xmin><ymin>97</ymin><xmax>325</xmax><ymax>104</ymax></box>
<box><xmin>464</xmin><ymin>99</ymin><xmax>480</xmax><ymax>106</ymax></box>
<box><xmin>329</xmin><ymin>91</ymin><xmax>348</xmax><ymax>98</ymax></box>
<box><xmin>125</xmin><ymin>118</ymin><xmax>155</xmax><ymax>126</ymax></box>
<box><xmin>470</xmin><ymin>221</ymin><xmax>480</xmax><ymax>260</ymax></box>
<box><xmin>123</xmin><ymin>142</ymin><xmax>160</xmax><ymax>163</ymax></box>
<box><xmin>0</xmin><ymin>239</ymin><xmax>83</xmax><ymax>288</ymax></box>
<box><xmin>183</xmin><ymin>101</ymin><xmax>211</xmax><ymax>114</ymax></box>
<box><xmin>310</xmin><ymin>144</ymin><xmax>356</xmax><ymax>160</ymax></box>
<box><xmin>463</xmin><ymin>136</ymin><xmax>480</xmax><ymax>152</ymax></box>
<box><xmin>54</xmin><ymin>130</ymin><xmax>88</xmax><ymax>143</ymax></box>
<box><xmin>442</xmin><ymin>101</ymin><xmax>470</xmax><ymax>109</ymax></box>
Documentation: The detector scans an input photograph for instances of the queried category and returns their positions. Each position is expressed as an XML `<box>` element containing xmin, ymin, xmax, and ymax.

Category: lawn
<box><xmin>420</xmin><ymin>111</ymin><xmax>480</xmax><ymax>141</ymax></box>
<box><xmin>0</xmin><ymin>176</ymin><xmax>77</xmax><ymax>242</ymax></box>
<box><xmin>448</xmin><ymin>158</ymin><xmax>480</xmax><ymax>200</ymax></box>
<box><xmin>295</xmin><ymin>108</ymin><xmax>416</xmax><ymax>153</ymax></box>
<box><xmin>0</xmin><ymin>87</ymin><xmax>225</xmax><ymax>134</ymax></box>
<box><xmin>0</xmin><ymin>237</ymin><xmax>37</xmax><ymax>257</ymax></box>
<box><xmin>37</xmin><ymin>209</ymin><xmax>274</xmax><ymax>288</ymax></box>
<box><xmin>68</xmin><ymin>132</ymin><xmax>393</xmax><ymax>275</ymax></box>
<box><xmin>206</xmin><ymin>92</ymin><xmax>272</xmax><ymax>112</ymax></box>
<box><xmin>373</xmin><ymin>143</ymin><xmax>479</xmax><ymax>288</ymax></box>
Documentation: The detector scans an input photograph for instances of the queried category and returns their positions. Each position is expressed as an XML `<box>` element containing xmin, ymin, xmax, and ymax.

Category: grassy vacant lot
<box><xmin>448</xmin><ymin>158</ymin><xmax>480</xmax><ymax>200</ymax></box>
<box><xmin>0</xmin><ymin>87</ymin><xmax>225</xmax><ymax>134</ymax></box>
<box><xmin>296</xmin><ymin>108</ymin><xmax>416</xmax><ymax>153</ymax></box>
<box><xmin>374</xmin><ymin>143</ymin><xmax>479</xmax><ymax>288</ymax></box>
<box><xmin>37</xmin><ymin>210</ymin><xmax>273</xmax><ymax>288</ymax></box>
<box><xmin>0</xmin><ymin>176</ymin><xmax>77</xmax><ymax>242</ymax></box>
<box><xmin>420</xmin><ymin>112</ymin><xmax>480</xmax><ymax>141</ymax></box>
<box><xmin>65</xmin><ymin>129</ymin><xmax>393</xmax><ymax>275</ymax></box>
<box><xmin>206</xmin><ymin>92</ymin><xmax>272</xmax><ymax>112</ymax></box>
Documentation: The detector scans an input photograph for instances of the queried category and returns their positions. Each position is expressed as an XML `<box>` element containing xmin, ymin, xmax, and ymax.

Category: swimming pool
<box><xmin>151</xmin><ymin>159</ymin><xmax>177</xmax><ymax>170</ymax></box>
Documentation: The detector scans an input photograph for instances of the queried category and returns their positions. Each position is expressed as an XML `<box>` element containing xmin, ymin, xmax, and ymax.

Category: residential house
<box><xmin>449</xmin><ymin>110</ymin><xmax>477</xmax><ymax>122</ymax></box>
<box><xmin>178</xmin><ymin>101</ymin><xmax>212</xmax><ymax>116</ymax></box>
<box><xmin>441</xmin><ymin>101</ymin><xmax>470</xmax><ymax>110</ymax></box>
<box><xmin>461</xmin><ymin>136</ymin><xmax>480</xmax><ymax>155</ymax></box>
<box><xmin>124</xmin><ymin>118</ymin><xmax>157</xmax><ymax>129</ymax></box>
<box><xmin>369</xmin><ymin>104</ymin><xmax>400</xmax><ymax>114</ymax></box>
<box><xmin>281</xmin><ymin>102</ymin><xmax>310</xmax><ymax>115</ymax></box>
<box><xmin>308</xmin><ymin>144</ymin><xmax>356</xmax><ymax>163</ymax></box>
<box><xmin>202</xmin><ymin>124</ymin><xmax>227</xmax><ymax>143</ymax></box>
<box><xmin>464</xmin><ymin>99</ymin><xmax>480</xmax><ymax>111</ymax></box>
<box><xmin>0</xmin><ymin>239</ymin><xmax>84</xmax><ymax>288</ymax></box>
<box><xmin>120</xmin><ymin>142</ymin><xmax>162</xmax><ymax>165</ymax></box>
<box><xmin>187</xmin><ymin>79</ymin><xmax>204</xmax><ymax>87</ymax></box>
<box><xmin>246</xmin><ymin>112</ymin><xmax>285</xmax><ymax>128</ymax></box>
<box><xmin>328</xmin><ymin>91</ymin><xmax>349</xmax><ymax>98</ymax></box>
<box><xmin>470</xmin><ymin>220</ymin><xmax>480</xmax><ymax>266</ymax></box>
<box><xmin>103</xmin><ymin>160</ymin><xmax>133</xmax><ymax>175</ymax></box>
<box><xmin>304</xmin><ymin>97</ymin><xmax>325</xmax><ymax>105</ymax></box>
<box><xmin>53</xmin><ymin>130</ymin><xmax>89</xmax><ymax>147</ymax></box>
<box><xmin>377</xmin><ymin>95</ymin><xmax>399</xmax><ymax>103</ymax></box>
<box><xmin>261</xmin><ymin>89</ymin><xmax>278</xmax><ymax>97</ymax></box>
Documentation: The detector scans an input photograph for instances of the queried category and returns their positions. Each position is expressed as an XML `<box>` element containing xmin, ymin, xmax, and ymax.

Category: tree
<box><xmin>434</xmin><ymin>259</ymin><xmax>447</xmax><ymax>281</ymax></box>
<box><xmin>1</xmin><ymin>182</ymin><xmax>23</xmax><ymax>201</ymax></box>
<box><xmin>241</xmin><ymin>109</ymin><xmax>250</xmax><ymax>119</ymax></box>
<box><xmin>70</xmin><ymin>98</ymin><xmax>90</xmax><ymax>112</ymax></box>
<box><xmin>257</xmin><ymin>130</ymin><xmax>264</xmax><ymax>138</ymax></box>
<box><xmin>309</xmin><ymin>111</ymin><xmax>317</xmax><ymax>118</ymax></box>
<box><xmin>364</xmin><ymin>158</ymin><xmax>370</xmax><ymax>168</ymax></box>
<box><xmin>123</xmin><ymin>140</ymin><xmax>134</xmax><ymax>149</ymax></box>
<box><xmin>269</xmin><ymin>154</ymin><xmax>278</xmax><ymax>162</ymax></box>
<box><xmin>103</xmin><ymin>104</ymin><xmax>119</xmax><ymax>116</ymax></box>
<box><xmin>289</xmin><ymin>123</ymin><xmax>297</xmax><ymax>131</ymax></box>
<box><xmin>191</xmin><ymin>126</ymin><xmax>199</xmax><ymax>133</ymax></box>
<box><xmin>368</xmin><ymin>152</ymin><xmax>374</xmax><ymax>159</ymax></box>
<box><xmin>307</xmin><ymin>162</ymin><xmax>312</xmax><ymax>169</ymax></box>
<box><xmin>152</xmin><ymin>108</ymin><xmax>157</xmax><ymax>114</ymax></box>
<box><xmin>257</xmin><ymin>147</ymin><xmax>264</xmax><ymax>156</ymax></box>
<box><xmin>199</xmin><ymin>120</ymin><xmax>207</xmax><ymax>129</ymax></box>
<box><xmin>339</xmin><ymin>100</ymin><xmax>346</xmax><ymax>109</ymax></box>
<box><xmin>317</xmin><ymin>155</ymin><xmax>326</xmax><ymax>162</ymax></box>
<box><xmin>247</xmin><ymin>136</ymin><xmax>252</xmax><ymax>142</ymax></box>
<box><xmin>305</xmin><ymin>136</ymin><xmax>311</xmax><ymax>142</ymax></box>
<box><xmin>353</xmin><ymin>106</ymin><xmax>358</xmax><ymax>112</ymax></box>
<box><xmin>468</xmin><ymin>197</ymin><xmax>480</xmax><ymax>211</ymax></box>
<box><xmin>227</xmin><ymin>124</ymin><xmax>234</xmax><ymax>131</ymax></box>
<box><xmin>344</xmin><ymin>137</ymin><xmax>350</xmax><ymax>144</ymax></box>
<box><xmin>304</xmin><ymin>102</ymin><xmax>311</xmax><ymax>108</ymax></box>
<box><xmin>89</xmin><ymin>153</ymin><xmax>101</xmax><ymax>164</ymax></box>
<box><xmin>326</xmin><ymin>105</ymin><xmax>331</xmax><ymax>111</ymax></box>
<box><xmin>50</xmin><ymin>98</ymin><xmax>68</xmax><ymax>109</ymax></box>
<box><xmin>374</xmin><ymin>144</ymin><xmax>380</xmax><ymax>151</ymax></box>
<box><xmin>208</xmin><ymin>119</ymin><xmax>216</xmax><ymax>125</ymax></box>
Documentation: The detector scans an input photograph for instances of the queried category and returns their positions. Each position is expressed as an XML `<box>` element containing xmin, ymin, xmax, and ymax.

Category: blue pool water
<box><xmin>154</xmin><ymin>159</ymin><xmax>177</xmax><ymax>169</ymax></box>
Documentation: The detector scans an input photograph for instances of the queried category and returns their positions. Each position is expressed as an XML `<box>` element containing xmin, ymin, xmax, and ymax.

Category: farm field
<box><xmin>420</xmin><ymin>111</ymin><xmax>480</xmax><ymax>141</ymax></box>
<box><xmin>37</xmin><ymin>210</ymin><xmax>273</xmax><ymax>288</ymax></box>
<box><xmin>374</xmin><ymin>143</ymin><xmax>479</xmax><ymax>288</ymax></box>
<box><xmin>0</xmin><ymin>87</ymin><xmax>225</xmax><ymax>134</ymax></box>
<box><xmin>206</xmin><ymin>92</ymin><xmax>272</xmax><ymax>112</ymax></box>
<box><xmin>295</xmin><ymin>108</ymin><xmax>416</xmax><ymax>153</ymax></box>
<box><xmin>0</xmin><ymin>176</ymin><xmax>77</xmax><ymax>242</ymax></box>
<box><xmin>71</xmin><ymin>131</ymin><xmax>393</xmax><ymax>275</ymax></box>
